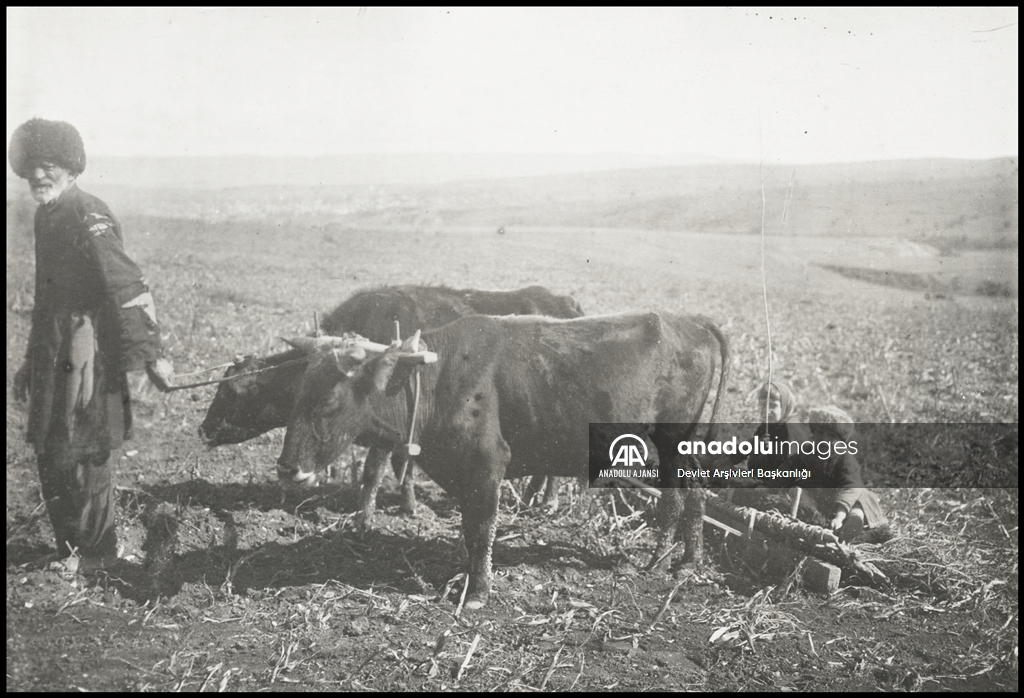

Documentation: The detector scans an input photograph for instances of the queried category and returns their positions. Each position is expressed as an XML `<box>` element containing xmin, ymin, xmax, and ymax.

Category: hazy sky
<box><xmin>6</xmin><ymin>7</ymin><xmax>1019</xmax><ymax>163</ymax></box>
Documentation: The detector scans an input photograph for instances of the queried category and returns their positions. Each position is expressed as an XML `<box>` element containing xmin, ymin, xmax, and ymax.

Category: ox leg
<box><xmin>358</xmin><ymin>448</ymin><xmax>389</xmax><ymax>528</ymax></box>
<box><xmin>524</xmin><ymin>476</ymin><xmax>545</xmax><ymax>506</ymax></box>
<box><xmin>649</xmin><ymin>484</ymin><xmax>706</xmax><ymax>573</ymax></box>
<box><xmin>650</xmin><ymin>487</ymin><xmax>683</xmax><ymax>573</ymax></box>
<box><xmin>679</xmin><ymin>486</ymin><xmax>706</xmax><ymax>565</ymax></box>
<box><xmin>460</xmin><ymin>485</ymin><xmax>501</xmax><ymax>610</ymax></box>
<box><xmin>541</xmin><ymin>477</ymin><xmax>560</xmax><ymax>513</ymax></box>
<box><xmin>649</xmin><ymin>439</ymin><xmax>706</xmax><ymax>573</ymax></box>
<box><xmin>522</xmin><ymin>477</ymin><xmax>560</xmax><ymax>513</ymax></box>
<box><xmin>390</xmin><ymin>452</ymin><xmax>417</xmax><ymax>516</ymax></box>
<box><xmin>458</xmin><ymin>448</ymin><xmax>509</xmax><ymax>610</ymax></box>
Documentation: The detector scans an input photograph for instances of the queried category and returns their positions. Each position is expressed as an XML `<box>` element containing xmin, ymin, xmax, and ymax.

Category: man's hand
<box><xmin>146</xmin><ymin>358</ymin><xmax>174</xmax><ymax>393</ymax></box>
<box><xmin>830</xmin><ymin>511</ymin><xmax>848</xmax><ymax>531</ymax></box>
<box><xmin>13</xmin><ymin>361</ymin><xmax>30</xmax><ymax>402</ymax></box>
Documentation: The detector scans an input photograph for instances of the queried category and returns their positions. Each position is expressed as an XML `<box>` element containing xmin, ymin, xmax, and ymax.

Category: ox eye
<box><xmin>311</xmin><ymin>416</ymin><xmax>331</xmax><ymax>443</ymax></box>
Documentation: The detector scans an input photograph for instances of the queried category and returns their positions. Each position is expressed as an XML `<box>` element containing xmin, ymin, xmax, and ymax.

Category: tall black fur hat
<box><xmin>8</xmin><ymin>118</ymin><xmax>86</xmax><ymax>178</ymax></box>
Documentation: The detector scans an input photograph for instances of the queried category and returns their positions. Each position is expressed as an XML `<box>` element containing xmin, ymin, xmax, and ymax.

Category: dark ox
<box><xmin>277</xmin><ymin>312</ymin><xmax>729</xmax><ymax>609</ymax></box>
<box><xmin>198</xmin><ymin>285</ymin><xmax>584</xmax><ymax>519</ymax></box>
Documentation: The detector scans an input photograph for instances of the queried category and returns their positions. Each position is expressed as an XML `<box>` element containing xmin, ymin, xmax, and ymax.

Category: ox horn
<box><xmin>280</xmin><ymin>335</ymin><xmax>362</xmax><ymax>353</ymax></box>
<box><xmin>281</xmin><ymin>336</ymin><xmax>317</xmax><ymax>353</ymax></box>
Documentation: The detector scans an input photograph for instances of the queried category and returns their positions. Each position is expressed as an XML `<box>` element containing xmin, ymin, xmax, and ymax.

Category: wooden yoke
<box><xmin>280</xmin><ymin>334</ymin><xmax>437</xmax><ymax>365</ymax></box>
<box><xmin>361</xmin><ymin>337</ymin><xmax>436</xmax><ymax>365</ymax></box>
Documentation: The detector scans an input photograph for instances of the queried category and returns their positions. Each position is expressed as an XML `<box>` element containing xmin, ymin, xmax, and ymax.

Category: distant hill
<box><xmin>81</xmin><ymin>152</ymin><xmax>739</xmax><ymax>189</ymax></box>
<box><xmin>407</xmin><ymin>157</ymin><xmax>1018</xmax><ymax>246</ymax></box>
<box><xmin>7</xmin><ymin>156</ymin><xmax>1018</xmax><ymax>249</ymax></box>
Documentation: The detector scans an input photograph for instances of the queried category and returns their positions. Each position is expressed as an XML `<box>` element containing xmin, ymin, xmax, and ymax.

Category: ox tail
<box><xmin>699</xmin><ymin>318</ymin><xmax>730</xmax><ymax>443</ymax></box>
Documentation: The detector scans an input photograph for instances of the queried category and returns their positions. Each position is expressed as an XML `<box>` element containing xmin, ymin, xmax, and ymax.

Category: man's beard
<box><xmin>30</xmin><ymin>181</ymin><xmax>65</xmax><ymax>205</ymax></box>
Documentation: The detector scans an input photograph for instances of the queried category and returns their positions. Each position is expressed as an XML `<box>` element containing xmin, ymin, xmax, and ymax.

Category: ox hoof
<box><xmin>353</xmin><ymin>511</ymin><xmax>376</xmax><ymax>532</ymax></box>
<box><xmin>291</xmin><ymin>471</ymin><xmax>319</xmax><ymax>487</ymax></box>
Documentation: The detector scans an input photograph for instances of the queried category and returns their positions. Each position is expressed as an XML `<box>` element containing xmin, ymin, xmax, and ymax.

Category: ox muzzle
<box><xmin>197</xmin><ymin>421</ymin><xmax>258</xmax><ymax>449</ymax></box>
<box><xmin>275</xmin><ymin>458</ymin><xmax>322</xmax><ymax>488</ymax></box>
<box><xmin>197</xmin><ymin>423</ymin><xmax>216</xmax><ymax>446</ymax></box>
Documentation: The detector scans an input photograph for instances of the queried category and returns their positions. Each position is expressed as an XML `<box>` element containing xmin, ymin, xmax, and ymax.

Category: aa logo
<box><xmin>608</xmin><ymin>434</ymin><xmax>648</xmax><ymax>468</ymax></box>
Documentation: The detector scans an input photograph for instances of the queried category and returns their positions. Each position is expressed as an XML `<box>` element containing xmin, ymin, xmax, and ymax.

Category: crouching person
<box><xmin>9</xmin><ymin>118</ymin><xmax>174</xmax><ymax>574</ymax></box>
<box><xmin>804</xmin><ymin>406</ymin><xmax>888</xmax><ymax>543</ymax></box>
<box><xmin>706</xmin><ymin>381</ymin><xmax>812</xmax><ymax>502</ymax></box>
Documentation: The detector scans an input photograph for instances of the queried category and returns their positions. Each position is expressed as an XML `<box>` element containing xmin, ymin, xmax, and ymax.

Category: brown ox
<box><xmin>277</xmin><ymin>311</ymin><xmax>728</xmax><ymax>609</ymax></box>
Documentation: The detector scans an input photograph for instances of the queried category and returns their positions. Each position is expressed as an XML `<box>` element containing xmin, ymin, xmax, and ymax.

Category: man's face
<box><xmin>26</xmin><ymin>161</ymin><xmax>75</xmax><ymax>205</ymax></box>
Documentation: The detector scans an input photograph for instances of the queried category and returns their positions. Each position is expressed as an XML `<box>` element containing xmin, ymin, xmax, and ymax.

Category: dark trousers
<box><xmin>35</xmin><ymin>443</ymin><xmax>117</xmax><ymax>560</ymax></box>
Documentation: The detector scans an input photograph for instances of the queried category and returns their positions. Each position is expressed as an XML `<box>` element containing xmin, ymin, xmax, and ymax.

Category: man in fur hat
<box><xmin>9</xmin><ymin>118</ymin><xmax>174</xmax><ymax>574</ymax></box>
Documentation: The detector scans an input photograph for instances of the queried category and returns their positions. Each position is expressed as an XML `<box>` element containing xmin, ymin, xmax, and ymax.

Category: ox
<box><xmin>277</xmin><ymin>311</ymin><xmax>729</xmax><ymax>609</ymax></box>
<box><xmin>198</xmin><ymin>285</ymin><xmax>584</xmax><ymax>520</ymax></box>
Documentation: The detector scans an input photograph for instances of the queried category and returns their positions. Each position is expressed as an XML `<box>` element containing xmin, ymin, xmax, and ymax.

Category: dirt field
<box><xmin>6</xmin><ymin>167</ymin><xmax>1018</xmax><ymax>691</ymax></box>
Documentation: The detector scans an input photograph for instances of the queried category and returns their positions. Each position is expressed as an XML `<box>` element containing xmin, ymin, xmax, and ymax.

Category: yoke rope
<box><xmin>164</xmin><ymin>356</ymin><xmax>310</xmax><ymax>392</ymax></box>
<box><xmin>758</xmin><ymin>123</ymin><xmax>774</xmax><ymax>432</ymax></box>
<box><xmin>171</xmin><ymin>361</ymin><xmax>236</xmax><ymax>380</ymax></box>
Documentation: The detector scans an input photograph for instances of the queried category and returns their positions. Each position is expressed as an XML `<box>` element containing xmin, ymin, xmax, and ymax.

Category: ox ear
<box><xmin>329</xmin><ymin>346</ymin><xmax>367</xmax><ymax>378</ymax></box>
<box><xmin>347</xmin><ymin>345</ymin><xmax>401</xmax><ymax>396</ymax></box>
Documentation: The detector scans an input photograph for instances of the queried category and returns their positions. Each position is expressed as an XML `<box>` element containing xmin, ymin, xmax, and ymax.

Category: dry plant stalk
<box><xmin>538</xmin><ymin>644</ymin><xmax>564</xmax><ymax>690</ymax></box>
<box><xmin>649</xmin><ymin>581</ymin><xmax>684</xmax><ymax>631</ymax></box>
<box><xmin>454</xmin><ymin>573</ymin><xmax>470</xmax><ymax>617</ymax></box>
<box><xmin>456</xmin><ymin>633</ymin><xmax>481</xmax><ymax>682</ymax></box>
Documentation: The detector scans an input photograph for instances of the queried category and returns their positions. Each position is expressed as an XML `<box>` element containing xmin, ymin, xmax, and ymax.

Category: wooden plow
<box><xmin>613</xmin><ymin>476</ymin><xmax>888</xmax><ymax>591</ymax></box>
